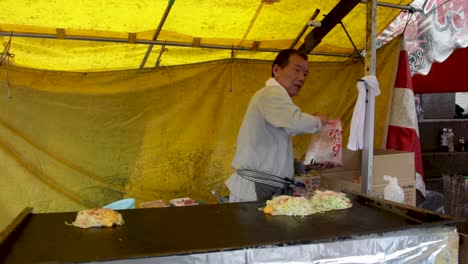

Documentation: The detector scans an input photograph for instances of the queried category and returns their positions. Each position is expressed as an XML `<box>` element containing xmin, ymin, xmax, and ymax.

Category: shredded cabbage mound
<box><xmin>309</xmin><ymin>190</ymin><xmax>352</xmax><ymax>213</ymax></box>
<box><xmin>263</xmin><ymin>190</ymin><xmax>352</xmax><ymax>216</ymax></box>
<box><xmin>265</xmin><ymin>196</ymin><xmax>311</xmax><ymax>216</ymax></box>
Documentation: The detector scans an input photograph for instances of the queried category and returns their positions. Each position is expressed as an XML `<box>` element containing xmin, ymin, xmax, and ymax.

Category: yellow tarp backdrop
<box><xmin>0</xmin><ymin>0</ymin><xmax>411</xmax><ymax>71</ymax></box>
<box><xmin>0</xmin><ymin>38</ymin><xmax>400</xmax><ymax>230</ymax></box>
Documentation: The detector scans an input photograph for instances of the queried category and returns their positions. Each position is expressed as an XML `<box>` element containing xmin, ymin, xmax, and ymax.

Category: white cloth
<box><xmin>347</xmin><ymin>75</ymin><xmax>380</xmax><ymax>151</ymax></box>
<box><xmin>225</xmin><ymin>78</ymin><xmax>323</xmax><ymax>201</ymax></box>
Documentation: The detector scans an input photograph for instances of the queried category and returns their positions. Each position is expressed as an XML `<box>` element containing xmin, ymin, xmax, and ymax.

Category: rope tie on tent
<box><xmin>402</xmin><ymin>12</ymin><xmax>413</xmax><ymax>35</ymax></box>
<box><xmin>377</xmin><ymin>8</ymin><xmax>414</xmax><ymax>46</ymax></box>
<box><xmin>0</xmin><ymin>34</ymin><xmax>14</xmax><ymax>63</ymax></box>
<box><xmin>154</xmin><ymin>42</ymin><xmax>168</xmax><ymax>68</ymax></box>
<box><xmin>398</xmin><ymin>12</ymin><xmax>414</xmax><ymax>52</ymax></box>
<box><xmin>0</xmin><ymin>34</ymin><xmax>14</xmax><ymax>98</ymax></box>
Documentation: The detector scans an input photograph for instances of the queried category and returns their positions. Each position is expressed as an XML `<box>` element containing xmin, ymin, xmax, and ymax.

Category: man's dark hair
<box><xmin>271</xmin><ymin>49</ymin><xmax>308</xmax><ymax>77</ymax></box>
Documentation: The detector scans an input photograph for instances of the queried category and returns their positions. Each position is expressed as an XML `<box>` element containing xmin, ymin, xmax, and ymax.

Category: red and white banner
<box><xmin>386</xmin><ymin>44</ymin><xmax>425</xmax><ymax>195</ymax></box>
<box><xmin>377</xmin><ymin>0</ymin><xmax>468</xmax><ymax>75</ymax></box>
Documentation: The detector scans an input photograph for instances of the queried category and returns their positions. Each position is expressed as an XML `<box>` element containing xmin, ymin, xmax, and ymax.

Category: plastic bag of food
<box><xmin>303</xmin><ymin>119</ymin><xmax>343</xmax><ymax>167</ymax></box>
<box><xmin>170</xmin><ymin>197</ymin><xmax>198</xmax><ymax>206</ymax></box>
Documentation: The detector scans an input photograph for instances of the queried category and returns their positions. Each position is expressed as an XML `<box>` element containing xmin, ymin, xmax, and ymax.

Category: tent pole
<box><xmin>361</xmin><ymin>0</ymin><xmax>377</xmax><ymax>195</ymax></box>
<box><xmin>0</xmin><ymin>31</ymin><xmax>351</xmax><ymax>58</ymax></box>
<box><xmin>139</xmin><ymin>0</ymin><xmax>175</xmax><ymax>69</ymax></box>
<box><xmin>359</xmin><ymin>0</ymin><xmax>416</xmax><ymax>11</ymax></box>
<box><xmin>233</xmin><ymin>2</ymin><xmax>263</xmax><ymax>58</ymax></box>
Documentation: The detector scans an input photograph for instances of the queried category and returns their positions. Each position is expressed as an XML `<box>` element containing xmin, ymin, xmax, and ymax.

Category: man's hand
<box><xmin>313</xmin><ymin>112</ymin><xmax>328</xmax><ymax>125</ymax></box>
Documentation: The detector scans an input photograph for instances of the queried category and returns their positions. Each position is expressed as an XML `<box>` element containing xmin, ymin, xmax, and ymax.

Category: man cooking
<box><xmin>226</xmin><ymin>49</ymin><xmax>329</xmax><ymax>202</ymax></box>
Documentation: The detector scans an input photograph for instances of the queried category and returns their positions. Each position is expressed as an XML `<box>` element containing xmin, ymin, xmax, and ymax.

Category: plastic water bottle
<box><xmin>440</xmin><ymin>128</ymin><xmax>448</xmax><ymax>152</ymax></box>
<box><xmin>447</xmin><ymin>128</ymin><xmax>455</xmax><ymax>152</ymax></box>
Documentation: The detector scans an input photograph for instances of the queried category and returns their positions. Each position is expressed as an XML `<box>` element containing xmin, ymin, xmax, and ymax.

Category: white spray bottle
<box><xmin>383</xmin><ymin>175</ymin><xmax>405</xmax><ymax>204</ymax></box>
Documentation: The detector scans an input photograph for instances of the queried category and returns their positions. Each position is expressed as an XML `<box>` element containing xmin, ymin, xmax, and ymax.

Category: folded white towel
<box><xmin>347</xmin><ymin>75</ymin><xmax>380</xmax><ymax>151</ymax></box>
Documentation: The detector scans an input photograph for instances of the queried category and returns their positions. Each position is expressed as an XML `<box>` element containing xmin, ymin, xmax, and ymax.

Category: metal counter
<box><xmin>0</xmin><ymin>192</ymin><xmax>462</xmax><ymax>263</ymax></box>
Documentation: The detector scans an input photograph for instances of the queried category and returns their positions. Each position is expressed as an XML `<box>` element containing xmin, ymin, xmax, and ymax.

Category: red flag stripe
<box><xmin>386</xmin><ymin>125</ymin><xmax>423</xmax><ymax>175</ymax></box>
<box><xmin>394</xmin><ymin>50</ymin><xmax>413</xmax><ymax>89</ymax></box>
<box><xmin>387</xmin><ymin>48</ymin><xmax>424</xmax><ymax>180</ymax></box>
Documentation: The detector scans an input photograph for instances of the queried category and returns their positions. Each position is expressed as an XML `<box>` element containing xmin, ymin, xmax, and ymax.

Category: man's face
<box><xmin>272</xmin><ymin>54</ymin><xmax>309</xmax><ymax>97</ymax></box>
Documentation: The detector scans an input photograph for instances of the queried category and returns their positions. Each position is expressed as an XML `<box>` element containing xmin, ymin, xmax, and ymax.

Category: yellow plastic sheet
<box><xmin>0</xmin><ymin>37</ymin><xmax>401</xmax><ymax>230</ymax></box>
<box><xmin>0</xmin><ymin>0</ymin><xmax>411</xmax><ymax>71</ymax></box>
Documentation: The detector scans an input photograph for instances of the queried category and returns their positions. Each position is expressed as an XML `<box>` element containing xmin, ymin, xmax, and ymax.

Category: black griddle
<box><xmin>0</xmin><ymin>192</ymin><xmax>462</xmax><ymax>263</ymax></box>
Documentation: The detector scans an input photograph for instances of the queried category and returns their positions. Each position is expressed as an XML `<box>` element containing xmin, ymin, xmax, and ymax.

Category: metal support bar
<box><xmin>338</xmin><ymin>22</ymin><xmax>364</xmax><ymax>65</ymax></box>
<box><xmin>359</xmin><ymin>0</ymin><xmax>418</xmax><ymax>12</ymax></box>
<box><xmin>140</xmin><ymin>0</ymin><xmax>175</xmax><ymax>69</ymax></box>
<box><xmin>289</xmin><ymin>9</ymin><xmax>320</xmax><ymax>49</ymax></box>
<box><xmin>0</xmin><ymin>31</ymin><xmax>352</xmax><ymax>58</ymax></box>
<box><xmin>361</xmin><ymin>0</ymin><xmax>377</xmax><ymax>195</ymax></box>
